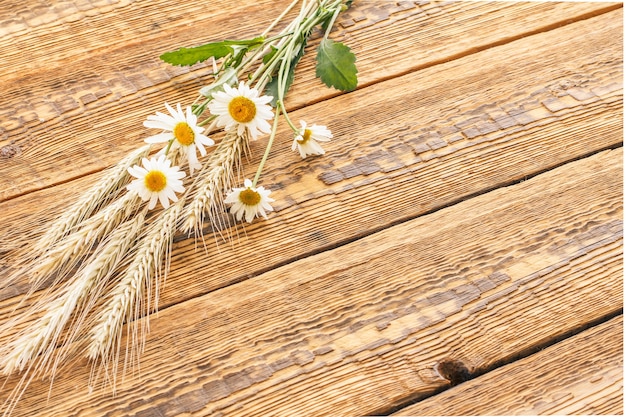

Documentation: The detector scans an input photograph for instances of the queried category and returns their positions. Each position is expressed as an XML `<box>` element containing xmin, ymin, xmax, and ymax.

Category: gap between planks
<box><xmin>347</xmin><ymin>2</ymin><xmax>623</xmax><ymax>101</ymax></box>
<box><xmin>390</xmin><ymin>315</ymin><xmax>623</xmax><ymax>416</ymax></box>
<box><xmin>0</xmin><ymin>1</ymin><xmax>621</xmax><ymax>202</ymax></box>
<box><xmin>0</xmin><ymin>7</ymin><xmax>622</xmax><ymax>312</ymax></box>
<box><xmin>0</xmin><ymin>147</ymin><xmax>621</xmax><ymax>416</ymax></box>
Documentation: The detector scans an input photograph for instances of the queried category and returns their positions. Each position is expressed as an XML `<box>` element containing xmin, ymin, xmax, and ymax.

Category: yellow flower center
<box><xmin>144</xmin><ymin>170</ymin><xmax>167</xmax><ymax>192</ymax></box>
<box><xmin>297</xmin><ymin>129</ymin><xmax>312</xmax><ymax>145</ymax></box>
<box><xmin>239</xmin><ymin>187</ymin><xmax>261</xmax><ymax>206</ymax></box>
<box><xmin>228</xmin><ymin>96</ymin><xmax>257</xmax><ymax>123</ymax></box>
<box><xmin>173</xmin><ymin>122</ymin><xmax>195</xmax><ymax>146</ymax></box>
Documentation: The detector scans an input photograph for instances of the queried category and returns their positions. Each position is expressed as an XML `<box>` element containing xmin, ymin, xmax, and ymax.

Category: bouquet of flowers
<box><xmin>0</xmin><ymin>0</ymin><xmax>357</xmax><ymax>414</ymax></box>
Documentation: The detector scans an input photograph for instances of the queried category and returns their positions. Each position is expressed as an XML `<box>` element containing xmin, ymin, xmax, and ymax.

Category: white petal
<box><xmin>170</xmin><ymin>181</ymin><xmax>185</xmax><ymax>193</ymax></box>
<box><xmin>231</xmin><ymin>205</ymin><xmax>244</xmax><ymax>221</ymax></box>
<box><xmin>224</xmin><ymin>191</ymin><xmax>240</xmax><ymax>204</ymax></box>
<box><xmin>171</xmin><ymin>170</ymin><xmax>186</xmax><ymax>180</ymax></box>
<box><xmin>222</xmin><ymin>83</ymin><xmax>236</xmax><ymax>96</ymax></box>
<box><xmin>158</xmin><ymin>192</ymin><xmax>170</xmax><ymax>209</ymax></box>
<box><xmin>261</xmin><ymin>201</ymin><xmax>274</xmax><ymax>211</ymax></box>
<box><xmin>238</xmin><ymin>124</ymin><xmax>248</xmax><ymax>138</ymax></box>
<box><xmin>176</xmin><ymin>103</ymin><xmax>186</xmax><ymax>120</ymax></box>
<box><xmin>126</xmin><ymin>181</ymin><xmax>139</xmax><ymax>193</ymax></box>
<box><xmin>197</xmin><ymin>134</ymin><xmax>214</xmax><ymax>148</ymax></box>
<box><xmin>310</xmin><ymin>141</ymin><xmax>325</xmax><ymax>155</ymax></box>
<box><xmin>141</xmin><ymin>157</ymin><xmax>152</xmax><ymax>169</ymax></box>
<box><xmin>164</xmin><ymin>187</ymin><xmax>178</xmax><ymax>202</ymax></box>
<box><xmin>189</xmin><ymin>161</ymin><xmax>201</xmax><ymax>176</ymax></box>
<box><xmin>144</xmin><ymin>119</ymin><xmax>174</xmax><ymax>130</ymax></box>
<box><xmin>164</xmin><ymin>102</ymin><xmax>177</xmax><ymax>118</ymax></box>
<box><xmin>128</xmin><ymin>165</ymin><xmax>147</xmax><ymax>178</ymax></box>
<box><xmin>254</xmin><ymin>118</ymin><xmax>272</xmax><ymax>133</ymax></box>
<box><xmin>148</xmin><ymin>194</ymin><xmax>158</xmax><ymax>210</ymax></box>
<box><xmin>158</xmin><ymin>154</ymin><xmax>171</xmax><ymax>167</ymax></box>
<box><xmin>256</xmin><ymin>95</ymin><xmax>273</xmax><ymax>105</ymax></box>
<box><xmin>185</xmin><ymin>106</ymin><xmax>196</xmax><ymax>123</ymax></box>
<box><xmin>153</xmin><ymin>111</ymin><xmax>177</xmax><ymax>124</ymax></box>
<box><xmin>145</xmin><ymin>133</ymin><xmax>173</xmax><ymax>144</ymax></box>
<box><xmin>195</xmin><ymin>141</ymin><xmax>206</xmax><ymax>157</ymax></box>
<box><xmin>244</xmin><ymin>207</ymin><xmax>255</xmax><ymax>223</ymax></box>
<box><xmin>187</xmin><ymin>149</ymin><xmax>199</xmax><ymax>174</ymax></box>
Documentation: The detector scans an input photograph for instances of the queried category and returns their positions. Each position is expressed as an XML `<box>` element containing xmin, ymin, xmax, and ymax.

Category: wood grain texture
<box><xmin>393</xmin><ymin>316</ymin><xmax>623</xmax><ymax>416</ymax></box>
<box><xmin>0</xmin><ymin>1</ymin><xmax>619</xmax><ymax>201</ymax></box>
<box><xmin>1</xmin><ymin>8</ymin><xmax>622</xmax><ymax>308</ymax></box>
<box><xmin>1</xmin><ymin>146</ymin><xmax>621</xmax><ymax>416</ymax></box>
<box><xmin>0</xmin><ymin>2</ymin><xmax>623</xmax><ymax>416</ymax></box>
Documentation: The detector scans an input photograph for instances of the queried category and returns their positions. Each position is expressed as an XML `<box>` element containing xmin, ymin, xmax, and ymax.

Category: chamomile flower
<box><xmin>143</xmin><ymin>103</ymin><xmax>214</xmax><ymax>175</ymax></box>
<box><xmin>127</xmin><ymin>155</ymin><xmax>186</xmax><ymax>210</ymax></box>
<box><xmin>224</xmin><ymin>179</ymin><xmax>275</xmax><ymax>223</ymax></box>
<box><xmin>209</xmin><ymin>82</ymin><xmax>274</xmax><ymax>140</ymax></box>
<box><xmin>292</xmin><ymin>120</ymin><xmax>333</xmax><ymax>159</ymax></box>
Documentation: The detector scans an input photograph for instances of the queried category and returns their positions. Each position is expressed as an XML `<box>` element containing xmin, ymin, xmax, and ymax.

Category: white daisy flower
<box><xmin>126</xmin><ymin>155</ymin><xmax>186</xmax><ymax>210</ymax></box>
<box><xmin>224</xmin><ymin>179</ymin><xmax>275</xmax><ymax>223</ymax></box>
<box><xmin>143</xmin><ymin>103</ymin><xmax>214</xmax><ymax>175</ymax></box>
<box><xmin>209</xmin><ymin>82</ymin><xmax>274</xmax><ymax>140</ymax></box>
<box><xmin>291</xmin><ymin>120</ymin><xmax>333</xmax><ymax>159</ymax></box>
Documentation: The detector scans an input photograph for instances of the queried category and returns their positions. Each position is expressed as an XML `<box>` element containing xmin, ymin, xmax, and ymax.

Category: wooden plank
<box><xmin>1</xmin><ymin>9</ymin><xmax>622</xmax><ymax>307</ymax></box>
<box><xmin>0</xmin><ymin>144</ymin><xmax>621</xmax><ymax>415</ymax></box>
<box><xmin>392</xmin><ymin>316</ymin><xmax>623</xmax><ymax>416</ymax></box>
<box><xmin>0</xmin><ymin>1</ymin><xmax>619</xmax><ymax>201</ymax></box>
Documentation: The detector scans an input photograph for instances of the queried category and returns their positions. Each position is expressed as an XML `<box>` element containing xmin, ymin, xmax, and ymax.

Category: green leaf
<box><xmin>315</xmin><ymin>39</ymin><xmax>357</xmax><ymax>91</ymax></box>
<box><xmin>265</xmin><ymin>68</ymin><xmax>294</xmax><ymax>107</ymax></box>
<box><xmin>265</xmin><ymin>40</ymin><xmax>308</xmax><ymax>106</ymax></box>
<box><xmin>262</xmin><ymin>46</ymin><xmax>279</xmax><ymax>65</ymax></box>
<box><xmin>160</xmin><ymin>43</ymin><xmax>234</xmax><ymax>66</ymax></box>
<box><xmin>159</xmin><ymin>37</ymin><xmax>265</xmax><ymax>66</ymax></box>
<box><xmin>221</xmin><ymin>36</ymin><xmax>265</xmax><ymax>48</ymax></box>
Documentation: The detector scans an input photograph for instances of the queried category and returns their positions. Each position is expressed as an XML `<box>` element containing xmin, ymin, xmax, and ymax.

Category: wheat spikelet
<box><xmin>0</xmin><ymin>192</ymin><xmax>144</xmax><ymax>335</ymax></box>
<box><xmin>180</xmin><ymin>132</ymin><xmax>245</xmax><ymax>237</ymax></box>
<box><xmin>31</xmin><ymin>145</ymin><xmax>150</xmax><ymax>257</ymax></box>
<box><xmin>87</xmin><ymin>199</ymin><xmax>184</xmax><ymax>386</ymax></box>
<box><xmin>0</xmin><ymin>212</ymin><xmax>147</xmax><ymax>377</ymax></box>
<box><xmin>28</xmin><ymin>192</ymin><xmax>140</xmax><ymax>286</ymax></box>
<box><xmin>0</xmin><ymin>213</ymin><xmax>147</xmax><ymax>417</ymax></box>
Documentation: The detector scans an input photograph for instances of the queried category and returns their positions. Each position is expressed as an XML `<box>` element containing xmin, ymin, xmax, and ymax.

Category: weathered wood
<box><xmin>0</xmin><ymin>2</ymin><xmax>622</xmax><ymax>416</ymax></box>
<box><xmin>393</xmin><ymin>316</ymin><xmax>623</xmax><ymax>416</ymax></box>
<box><xmin>0</xmin><ymin>1</ymin><xmax>619</xmax><ymax>201</ymax></box>
<box><xmin>1</xmin><ymin>146</ymin><xmax>621</xmax><ymax>416</ymax></box>
<box><xmin>1</xmin><ymin>9</ymin><xmax>622</xmax><ymax>309</ymax></box>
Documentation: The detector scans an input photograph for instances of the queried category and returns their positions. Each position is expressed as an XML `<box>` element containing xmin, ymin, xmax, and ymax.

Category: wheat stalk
<box><xmin>0</xmin><ymin>192</ymin><xmax>143</xmax><ymax>333</ymax></box>
<box><xmin>87</xmin><ymin>198</ymin><xmax>184</xmax><ymax>386</ymax></box>
<box><xmin>28</xmin><ymin>192</ymin><xmax>140</xmax><ymax>286</ymax></box>
<box><xmin>0</xmin><ymin>212</ymin><xmax>147</xmax><ymax>377</ymax></box>
<box><xmin>31</xmin><ymin>145</ymin><xmax>150</xmax><ymax>257</ymax></box>
<box><xmin>180</xmin><ymin>132</ymin><xmax>245</xmax><ymax>237</ymax></box>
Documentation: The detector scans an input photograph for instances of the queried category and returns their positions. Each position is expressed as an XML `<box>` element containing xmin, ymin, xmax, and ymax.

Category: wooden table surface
<box><xmin>0</xmin><ymin>1</ymin><xmax>623</xmax><ymax>416</ymax></box>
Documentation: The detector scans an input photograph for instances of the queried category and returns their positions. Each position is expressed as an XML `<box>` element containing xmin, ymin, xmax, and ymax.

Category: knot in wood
<box><xmin>435</xmin><ymin>358</ymin><xmax>471</xmax><ymax>386</ymax></box>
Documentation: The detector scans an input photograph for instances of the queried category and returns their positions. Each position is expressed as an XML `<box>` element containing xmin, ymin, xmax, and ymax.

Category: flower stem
<box><xmin>323</xmin><ymin>1</ymin><xmax>343</xmax><ymax>40</ymax></box>
<box><xmin>252</xmin><ymin>103</ymin><xmax>282</xmax><ymax>188</ymax></box>
<box><xmin>261</xmin><ymin>0</ymin><xmax>301</xmax><ymax>37</ymax></box>
<box><xmin>281</xmin><ymin>106</ymin><xmax>299</xmax><ymax>133</ymax></box>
